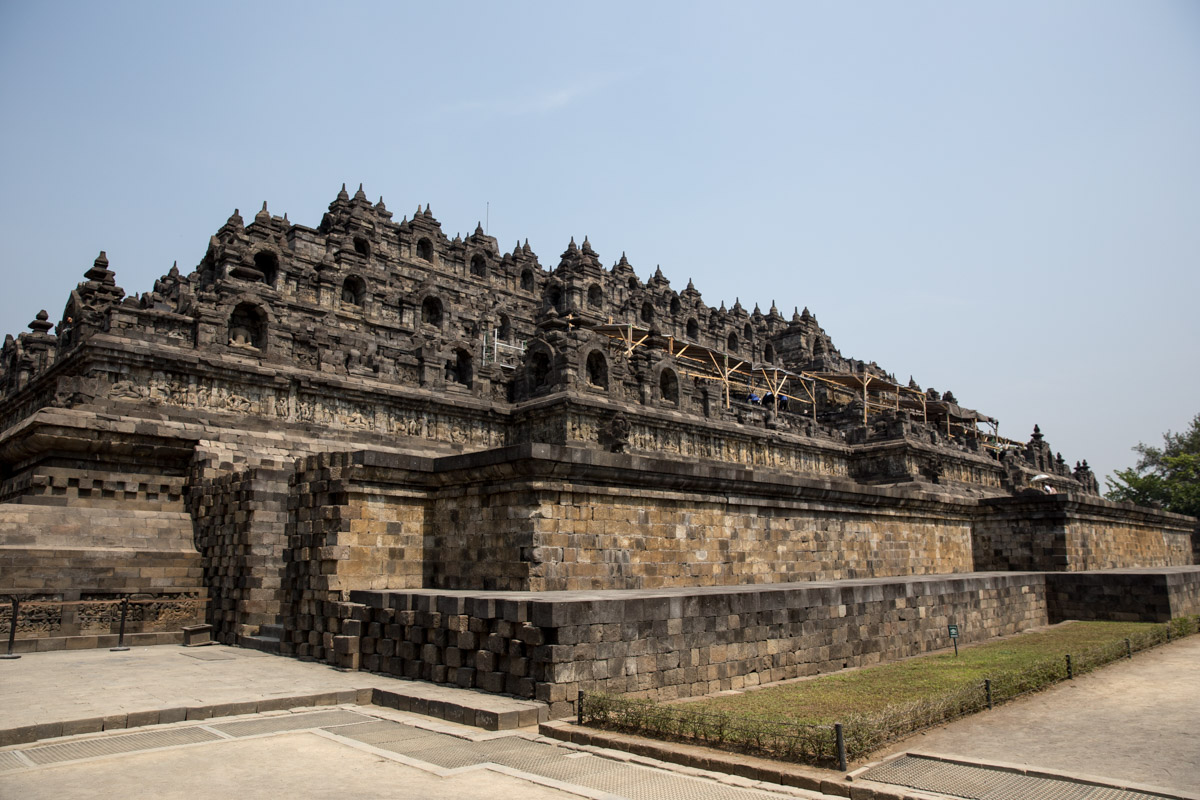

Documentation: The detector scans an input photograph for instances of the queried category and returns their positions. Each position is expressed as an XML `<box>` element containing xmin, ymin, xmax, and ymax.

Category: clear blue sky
<box><xmin>2</xmin><ymin>1</ymin><xmax>1197</xmax><ymax>484</ymax></box>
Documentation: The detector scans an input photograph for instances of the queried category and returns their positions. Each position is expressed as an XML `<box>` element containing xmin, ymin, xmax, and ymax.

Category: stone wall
<box><xmin>0</xmin><ymin>190</ymin><xmax>1100</xmax><ymax>513</ymax></box>
<box><xmin>341</xmin><ymin>573</ymin><xmax>1049</xmax><ymax>716</ymax></box>
<box><xmin>0</xmin><ymin>503</ymin><xmax>204</xmax><ymax>595</ymax></box>
<box><xmin>0</xmin><ymin>336</ymin><xmax>1064</xmax><ymax>512</ymax></box>
<box><xmin>973</xmin><ymin>494</ymin><xmax>1195</xmax><ymax>572</ymax></box>
<box><xmin>0</xmin><ymin>502</ymin><xmax>206</xmax><ymax>651</ymax></box>
<box><xmin>187</xmin><ymin>462</ymin><xmax>291</xmax><ymax>643</ymax></box>
<box><xmin>294</xmin><ymin>444</ymin><xmax>977</xmax><ymax>595</ymax></box>
<box><xmin>0</xmin><ymin>466</ymin><xmax>188</xmax><ymax>509</ymax></box>
<box><xmin>1047</xmin><ymin>567</ymin><xmax>1200</xmax><ymax>623</ymax></box>
<box><xmin>426</xmin><ymin>483</ymin><xmax>541</xmax><ymax>591</ymax></box>
<box><xmin>274</xmin><ymin>445</ymin><xmax>1195</xmax><ymax>621</ymax></box>
<box><xmin>0</xmin><ymin>595</ymin><xmax>204</xmax><ymax>653</ymax></box>
<box><xmin>849</xmin><ymin>438</ymin><xmax>1007</xmax><ymax>496</ymax></box>
<box><xmin>524</xmin><ymin>488</ymin><xmax>974</xmax><ymax>591</ymax></box>
<box><xmin>280</xmin><ymin>452</ymin><xmax>427</xmax><ymax>660</ymax></box>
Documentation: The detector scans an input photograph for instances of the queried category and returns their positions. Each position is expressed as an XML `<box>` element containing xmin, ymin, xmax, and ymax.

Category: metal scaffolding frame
<box><xmin>582</xmin><ymin>322</ymin><xmax>1017</xmax><ymax>447</ymax></box>
<box><xmin>481</xmin><ymin>329</ymin><xmax>526</xmax><ymax>369</ymax></box>
<box><xmin>592</xmin><ymin>323</ymin><xmax>816</xmax><ymax>415</ymax></box>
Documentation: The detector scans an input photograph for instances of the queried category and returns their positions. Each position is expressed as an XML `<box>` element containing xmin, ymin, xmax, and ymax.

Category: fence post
<box><xmin>577</xmin><ymin>690</ymin><xmax>585</xmax><ymax>726</ymax></box>
<box><xmin>1065</xmin><ymin>654</ymin><xmax>1073</xmax><ymax>680</ymax></box>
<box><xmin>835</xmin><ymin>722</ymin><xmax>847</xmax><ymax>772</ymax></box>
<box><xmin>110</xmin><ymin>597</ymin><xmax>131</xmax><ymax>652</ymax></box>
<box><xmin>985</xmin><ymin>679</ymin><xmax>992</xmax><ymax>710</ymax></box>
<box><xmin>1125</xmin><ymin>638</ymin><xmax>1132</xmax><ymax>659</ymax></box>
<box><xmin>1</xmin><ymin>597</ymin><xmax>20</xmax><ymax>660</ymax></box>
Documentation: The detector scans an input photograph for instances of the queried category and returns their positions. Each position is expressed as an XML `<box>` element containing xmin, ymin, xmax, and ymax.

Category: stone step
<box><xmin>239</xmin><ymin>634</ymin><xmax>282</xmax><ymax>655</ymax></box>
<box><xmin>368</xmin><ymin>684</ymin><xmax>547</xmax><ymax>731</ymax></box>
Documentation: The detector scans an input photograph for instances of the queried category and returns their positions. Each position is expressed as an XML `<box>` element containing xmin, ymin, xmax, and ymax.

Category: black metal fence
<box><xmin>578</xmin><ymin>690</ymin><xmax>847</xmax><ymax>768</ymax></box>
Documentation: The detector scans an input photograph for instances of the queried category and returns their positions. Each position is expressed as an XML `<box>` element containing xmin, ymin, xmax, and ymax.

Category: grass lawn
<box><xmin>685</xmin><ymin>621</ymin><xmax>1156</xmax><ymax>725</ymax></box>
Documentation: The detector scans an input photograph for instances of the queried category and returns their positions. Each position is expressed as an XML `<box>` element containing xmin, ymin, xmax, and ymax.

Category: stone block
<box><xmin>333</xmin><ymin>635</ymin><xmax>360</xmax><ymax>655</ymax></box>
<box><xmin>124</xmin><ymin>710</ymin><xmax>160</xmax><ymax>729</ymax></box>
<box><xmin>442</xmin><ymin>704</ymin><xmax>466</xmax><ymax>726</ymax></box>
<box><xmin>34</xmin><ymin>721</ymin><xmax>64</xmax><ymax>740</ymax></box>
<box><xmin>159</xmin><ymin>707</ymin><xmax>189</xmax><ymax>724</ymax></box>
<box><xmin>0</xmin><ymin>725</ymin><xmax>38</xmax><ymax>746</ymax></box>
<box><xmin>102</xmin><ymin>714</ymin><xmax>128</xmax><ymax>731</ymax></box>
<box><xmin>60</xmin><ymin>717</ymin><xmax>105</xmax><ymax>737</ymax></box>
<box><xmin>210</xmin><ymin>701</ymin><xmax>259</xmax><ymax>719</ymax></box>
<box><xmin>477</xmin><ymin>670</ymin><xmax>506</xmax><ymax>693</ymax></box>
<box><xmin>182</xmin><ymin>624</ymin><xmax>213</xmax><ymax>646</ymax></box>
<box><xmin>820</xmin><ymin>779</ymin><xmax>852</xmax><ymax>798</ymax></box>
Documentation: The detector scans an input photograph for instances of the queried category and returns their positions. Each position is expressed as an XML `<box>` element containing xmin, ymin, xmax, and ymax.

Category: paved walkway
<box><xmin>2</xmin><ymin>637</ymin><xmax>1198</xmax><ymax>799</ymax></box>
<box><xmin>6</xmin><ymin>730</ymin><xmax>576</xmax><ymax>800</ymax></box>
<box><xmin>0</xmin><ymin>704</ymin><xmax>832</xmax><ymax>800</ymax></box>
<box><xmin>864</xmin><ymin>634</ymin><xmax>1200</xmax><ymax>798</ymax></box>
<box><xmin>0</xmin><ymin>644</ymin><xmax>546</xmax><ymax>736</ymax></box>
<box><xmin>0</xmin><ymin>645</ymin><xmax>832</xmax><ymax>800</ymax></box>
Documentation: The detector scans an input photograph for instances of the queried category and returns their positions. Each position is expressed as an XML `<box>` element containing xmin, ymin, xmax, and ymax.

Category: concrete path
<box><xmin>866</xmin><ymin>634</ymin><xmax>1200</xmax><ymax>797</ymax></box>
<box><xmin>0</xmin><ymin>704</ymin><xmax>832</xmax><ymax>800</ymax></box>
<box><xmin>4</xmin><ymin>728</ymin><xmax>580</xmax><ymax>800</ymax></box>
<box><xmin>0</xmin><ymin>644</ymin><xmax>546</xmax><ymax>738</ymax></box>
<box><xmin>0</xmin><ymin>645</ymin><xmax>836</xmax><ymax>799</ymax></box>
<box><xmin>2</xmin><ymin>637</ymin><xmax>1198</xmax><ymax>799</ymax></box>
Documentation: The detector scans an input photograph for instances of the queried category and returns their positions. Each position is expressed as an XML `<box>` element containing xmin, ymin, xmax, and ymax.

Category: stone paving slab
<box><xmin>866</xmin><ymin>635</ymin><xmax>1200</xmax><ymax>796</ymax></box>
<box><xmin>1</xmin><ymin>729</ymin><xmax>581</xmax><ymax>800</ymax></box>
<box><xmin>859</xmin><ymin>753</ymin><xmax>1187</xmax><ymax>800</ymax></box>
<box><xmin>540</xmin><ymin>720</ymin><xmax>858</xmax><ymax>799</ymax></box>
<box><xmin>0</xmin><ymin>704</ymin><xmax>834</xmax><ymax>800</ymax></box>
<box><xmin>0</xmin><ymin>644</ymin><xmax>546</xmax><ymax>745</ymax></box>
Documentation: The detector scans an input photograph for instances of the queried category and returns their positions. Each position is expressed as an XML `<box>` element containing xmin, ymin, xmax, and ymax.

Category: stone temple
<box><xmin>2</xmin><ymin>185</ymin><xmax>1196</xmax><ymax>717</ymax></box>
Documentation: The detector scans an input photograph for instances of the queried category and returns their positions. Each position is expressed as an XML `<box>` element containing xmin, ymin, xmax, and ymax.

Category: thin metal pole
<box><xmin>577</xmin><ymin>691</ymin><xmax>585</xmax><ymax>726</ymax></box>
<box><xmin>985</xmin><ymin>679</ymin><xmax>992</xmax><ymax>710</ymax></box>
<box><xmin>835</xmin><ymin>723</ymin><xmax>847</xmax><ymax>772</ymax></box>
<box><xmin>862</xmin><ymin>378</ymin><xmax>869</xmax><ymax>426</ymax></box>
<box><xmin>1125</xmin><ymin>638</ymin><xmax>1132</xmax><ymax>659</ymax></box>
<box><xmin>1065</xmin><ymin>654</ymin><xmax>1073</xmax><ymax>680</ymax></box>
<box><xmin>1</xmin><ymin>597</ymin><xmax>20</xmax><ymax>659</ymax></box>
<box><xmin>111</xmin><ymin>597</ymin><xmax>131</xmax><ymax>652</ymax></box>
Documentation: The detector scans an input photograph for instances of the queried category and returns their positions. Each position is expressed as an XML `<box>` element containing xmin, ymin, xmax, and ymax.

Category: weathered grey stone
<box><xmin>0</xmin><ymin>187</ymin><xmax>1194</xmax><ymax>714</ymax></box>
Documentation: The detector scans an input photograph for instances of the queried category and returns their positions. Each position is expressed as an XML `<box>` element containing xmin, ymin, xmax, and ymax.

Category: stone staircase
<box><xmin>239</xmin><ymin>623</ymin><xmax>284</xmax><ymax>654</ymax></box>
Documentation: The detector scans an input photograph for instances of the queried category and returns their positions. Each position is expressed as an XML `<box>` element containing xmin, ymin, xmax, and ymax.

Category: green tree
<box><xmin>1105</xmin><ymin>413</ymin><xmax>1200</xmax><ymax>518</ymax></box>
